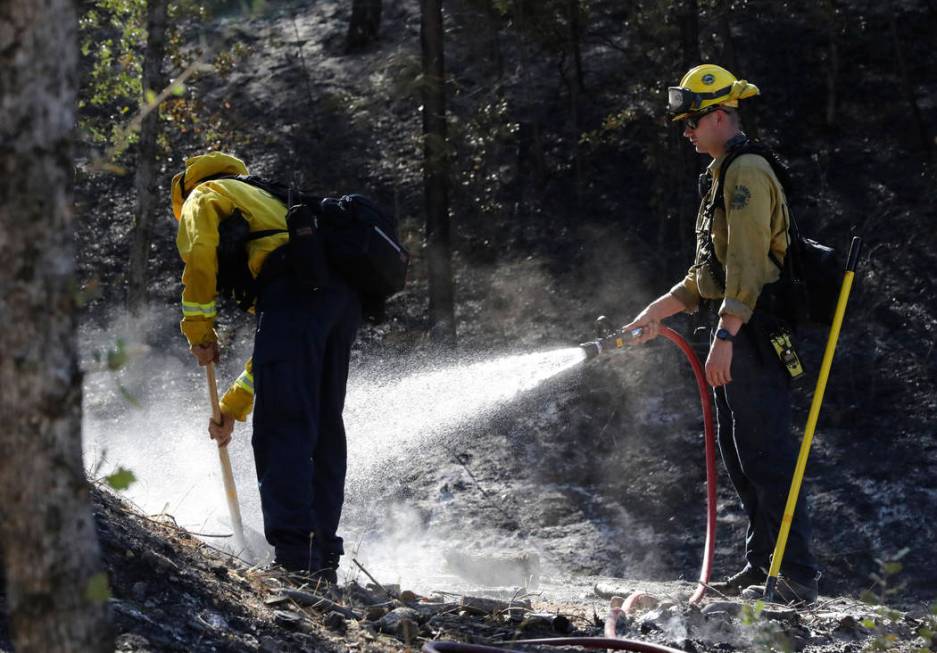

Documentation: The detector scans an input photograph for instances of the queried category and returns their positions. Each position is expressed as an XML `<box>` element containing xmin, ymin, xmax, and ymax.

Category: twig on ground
<box><xmin>444</xmin><ymin>444</ymin><xmax>520</xmax><ymax>528</ymax></box>
<box><xmin>351</xmin><ymin>558</ymin><xmax>395</xmax><ymax>599</ymax></box>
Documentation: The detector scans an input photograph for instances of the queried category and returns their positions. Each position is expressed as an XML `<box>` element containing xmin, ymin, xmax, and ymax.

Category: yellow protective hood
<box><xmin>171</xmin><ymin>152</ymin><xmax>249</xmax><ymax>220</ymax></box>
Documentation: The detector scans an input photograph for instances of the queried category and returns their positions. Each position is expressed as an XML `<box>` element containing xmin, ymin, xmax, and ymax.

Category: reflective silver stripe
<box><xmin>181</xmin><ymin>300</ymin><xmax>217</xmax><ymax>318</ymax></box>
<box><xmin>234</xmin><ymin>370</ymin><xmax>254</xmax><ymax>395</ymax></box>
<box><xmin>372</xmin><ymin>225</ymin><xmax>402</xmax><ymax>253</ymax></box>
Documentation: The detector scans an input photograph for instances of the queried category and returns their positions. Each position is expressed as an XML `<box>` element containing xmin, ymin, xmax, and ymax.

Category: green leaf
<box><xmin>171</xmin><ymin>83</ymin><xmax>185</xmax><ymax>96</ymax></box>
<box><xmin>883</xmin><ymin>561</ymin><xmax>903</xmax><ymax>576</ymax></box>
<box><xmin>85</xmin><ymin>572</ymin><xmax>111</xmax><ymax>603</ymax></box>
<box><xmin>117</xmin><ymin>383</ymin><xmax>141</xmax><ymax>409</ymax></box>
<box><xmin>105</xmin><ymin>466</ymin><xmax>136</xmax><ymax>491</ymax></box>
<box><xmin>107</xmin><ymin>338</ymin><xmax>128</xmax><ymax>370</ymax></box>
<box><xmin>861</xmin><ymin>618</ymin><xmax>877</xmax><ymax>629</ymax></box>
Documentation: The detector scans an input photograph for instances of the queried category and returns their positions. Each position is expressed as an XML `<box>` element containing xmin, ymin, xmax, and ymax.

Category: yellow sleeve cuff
<box><xmin>219</xmin><ymin>360</ymin><xmax>254</xmax><ymax>422</ymax></box>
<box><xmin>180</xmin><ymin>318</ymin><xmax>217</xmax><ymax>347</ymax></box>
<box><xmin>220</xmin><ymin>385</ymin><xmax>253</xmax><ymax>422</ymax></box>
<box><xmin>718</xmin><ymin>297</ymin><xmax>754</xmax><ymax>323</ymax></box>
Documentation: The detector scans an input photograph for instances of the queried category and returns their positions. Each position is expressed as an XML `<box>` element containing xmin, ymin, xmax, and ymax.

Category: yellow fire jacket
<box><xmin>669</xmin><ymin>152</ymin><xmax>791</xmax><ymax>323</ymax></box>
<box><xmin>172</xmin><ymin>152</ymin><xmax>289</xmax><ymax>420</ymax></box>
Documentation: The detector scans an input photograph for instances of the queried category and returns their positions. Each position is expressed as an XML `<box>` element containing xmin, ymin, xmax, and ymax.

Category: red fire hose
<box><xmin>658</xmin><ymin>326</ymin><xmax>717</xmax><ymax>605</ymax></box>
<box><xmin>422</xmin><ymin>638</ymin><xmax>688</xmax><ymax>653</ymax></box>
<box><xmin>421</xmin><ymin>328</ymin><xmax>717</xmax><ymax>653</ymax></box>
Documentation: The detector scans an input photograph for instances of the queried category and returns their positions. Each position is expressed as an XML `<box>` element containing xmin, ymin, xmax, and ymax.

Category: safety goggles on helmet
<box><xmin>668</xmin><ymin>84</ymin><xmax>733</xmax><ymax>117</ymax></box>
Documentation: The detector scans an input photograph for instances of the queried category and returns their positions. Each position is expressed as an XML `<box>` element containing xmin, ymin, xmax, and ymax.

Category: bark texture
<box><xmin>128</xmin><ymin>0</ymin><xmax>169</xmax><ymax>311</ymax></box>
<box><xmin>0</xmin><ymin>0</ymin><xmax>112</xmax><ymax>650</ymax></box>
<box><xmin>420</xmin><ymin>0</ymin><xmax>456</xmax><ymax>343</ymax></box>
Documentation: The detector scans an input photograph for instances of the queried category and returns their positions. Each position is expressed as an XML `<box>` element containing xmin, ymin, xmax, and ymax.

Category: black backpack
<box><xmin>211</xmin><ymin>176</ymin><xmax>409</xmax><ymax>321</ymax></box>
<box><xmin>707</xmin><ymin>140</ymin><xmax>841</xmax><ymax>326</ymax></box>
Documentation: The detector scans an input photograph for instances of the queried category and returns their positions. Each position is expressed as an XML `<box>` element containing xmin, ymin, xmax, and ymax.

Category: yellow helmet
<box><xmin>171</xmin><ymin>151</ymin><xmax>249</xmax><ymax>220</ymax></box>
<box><xmin>668</xmin><ymin>64</ymin><xmax>760</xmax><ymax>121</ymax></box>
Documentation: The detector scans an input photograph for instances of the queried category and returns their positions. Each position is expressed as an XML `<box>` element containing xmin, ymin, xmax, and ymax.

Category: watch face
<box><xmin>717</xmin><ymin>328</ymin><xmax>732</xmax><ymax>341</ymax></box>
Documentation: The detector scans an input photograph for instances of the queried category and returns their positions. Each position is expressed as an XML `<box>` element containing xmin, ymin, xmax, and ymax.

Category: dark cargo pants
<box><xmin>713</xmin><ymin>320</ymin><xmax>818</xmax><ymax>585</ymax></box>
<box><xmin>251</xmin><ymin>276</ymin><xmax>360</xmax><ymax>571</ymax></box>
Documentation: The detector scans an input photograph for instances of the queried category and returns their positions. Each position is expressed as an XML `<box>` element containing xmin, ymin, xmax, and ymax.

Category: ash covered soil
<box><xmin>12</xmin><ymin>486</ymin><xmax>936</xmax><ymax>653</ymax></box>
<box><xmin>3</xmin><ymin>0</ymin><xmax>936</xmax><ymax>651</ymax></box>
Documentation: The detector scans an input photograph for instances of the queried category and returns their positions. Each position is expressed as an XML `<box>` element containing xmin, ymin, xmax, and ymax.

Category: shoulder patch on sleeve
<box><xmin>730</xmin><ymin>184</ymin><xmax>751</xmax><ymax>210</ymax></box>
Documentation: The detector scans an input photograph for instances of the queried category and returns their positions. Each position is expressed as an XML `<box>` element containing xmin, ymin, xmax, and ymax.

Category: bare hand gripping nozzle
<box><xmin>578</xmin><ymin>315</ymin><xmax>643</xmax><ymax>359</ymax></box>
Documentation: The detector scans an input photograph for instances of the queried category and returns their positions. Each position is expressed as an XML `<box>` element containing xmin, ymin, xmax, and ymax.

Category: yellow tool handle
<box><xmin>205</xmin><ymin>363</ymin><xmax>248</xmax><ymax>555</ymax></box>
<box><xmin>765</xmin><ymin>236</ymin><xmax>862</xmax><ymax>599</ymax></box>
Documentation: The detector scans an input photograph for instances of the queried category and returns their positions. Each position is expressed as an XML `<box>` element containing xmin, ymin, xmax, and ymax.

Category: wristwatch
<box><xmin>715</xmin><ymin>328</ymin><xmax>736</xmax><ymax>343</ymax></box>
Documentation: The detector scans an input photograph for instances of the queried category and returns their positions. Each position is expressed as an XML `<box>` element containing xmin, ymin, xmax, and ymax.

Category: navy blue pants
<box><xmin>251</xmin><ymin>277</ymin><xmax>360</xmax><ymax>571</ymax></box>
<box><xmin>713</xmin><ymin>321</ymin><xmax>817</xmax><ymax>584</ymax></box>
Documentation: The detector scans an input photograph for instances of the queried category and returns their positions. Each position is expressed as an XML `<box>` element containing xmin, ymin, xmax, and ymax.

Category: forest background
<box><xmin>1</xmin><ymin>0</ymin><xmax>935</xmax><ymax>650</ymax></box>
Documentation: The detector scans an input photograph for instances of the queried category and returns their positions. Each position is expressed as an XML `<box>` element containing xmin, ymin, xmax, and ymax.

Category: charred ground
<box><xmin>3</xmin><ymin>0</ymin><xmax>936</xmax><ymax>651</ymax></box>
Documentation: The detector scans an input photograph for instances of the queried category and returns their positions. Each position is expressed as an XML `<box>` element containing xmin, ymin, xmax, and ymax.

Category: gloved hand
<box><xmin>190</xmin><ymin>341</ymin><xmax>219</xmax><ymax>366</ymax></box>
<box><xmin>208</xmin><ymin>411</ymin><xmax>235</xmax><ymax>448</ymax></box>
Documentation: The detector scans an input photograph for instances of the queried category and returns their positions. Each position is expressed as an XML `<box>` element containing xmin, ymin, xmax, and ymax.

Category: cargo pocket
<box><xmin>252</xmin><ymin>311</ymin><xmax>307</xmax><ymax>426</ymax></box>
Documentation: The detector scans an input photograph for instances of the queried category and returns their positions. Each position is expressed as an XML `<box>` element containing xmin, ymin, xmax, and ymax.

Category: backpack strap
<box><xmin>703</xmin><ymin>138</ymin><xmax>795</xmax><ymax>281</ymax></box>
<box><xmin>186</xmin><ymin>173</ymin><xmax>323</xmax><ymax>208</ymax></box>
<box><xmin>188</xmin><ymin>175</ymin><xmax>292</xmax><ymax>240</ymax></box>
<box><xmin>246</xmin><ymin>229</ymin><xmax>287</xmax><ymax>241</ymax></box>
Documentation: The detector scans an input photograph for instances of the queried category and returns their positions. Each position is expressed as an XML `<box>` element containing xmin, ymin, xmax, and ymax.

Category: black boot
<box><xmin>317</xmin><ymin>551</ymin><xmax>340</xmax><ymax>585</ymax></box>
<box><xmin>742</xmin><ymin>574</ymin><xmax>819</xmax><ymax>605</ymax></box>
<box><xmin>710</xmin><ymin>564</ymin><xmax>768</xmax><ymax>596</ymax></box>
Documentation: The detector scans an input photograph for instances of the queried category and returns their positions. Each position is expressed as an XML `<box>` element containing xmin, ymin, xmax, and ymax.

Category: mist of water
<box><xmin>81</xmin><ymin>312</ymin><xmax>587</xmax><ymax>570</ymax></box>
<box><xmin>343</xmin><ymin>347</ymin><xmax>586</xmax><ymax>492</ymax></box>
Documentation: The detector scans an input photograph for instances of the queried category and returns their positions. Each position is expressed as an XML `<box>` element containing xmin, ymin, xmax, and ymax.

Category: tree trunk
<box><xmin>485</xmin><ymin>0</ymin><xmax>504</xmax><ymax>92</ymax></box>
<box><xmin>823</xmin><ymin>0</ymin><xmax>838</xmax><ymax>127</ymax></box>
<box><xmin>420</xmin><ymin>0</ymin><xmax>456</xmax><ymax>343</ymax></box>
<box><xmin>888</xmin><ymin>5</ymin><xmax>931</xmax><ymax>153</ymax></box>
<box><xmin>677</xmin><ymin>0</ymin><xmax>700</xmax><ymax>71</ymax></box>
<box><xmin>717</xmin><ymin>0</ymin><xmax>738</xmax><ymax>74</ymax></box>
<box><xmin>568</xmin><ymin>0</ymin><xmax>585</xmax><ymax>93</ymax></box>
<box><xmin>0</xmin><ymin>1</ymin><xmax>112</xmax><ymax>651</ymax></box>
<box><xmin>346</xmin><ymin>0</ymin><xmax>383</xmax><ymax>52</ymax></box>
<box><xmin>128</xmin><ymin>0</ymin><xmax>169</xmax><ymax>312</ymax></box>
<box><xmin>667</xmin><ymin>0</ymin><xmax>701</xmax><ymax>260</ymax></box>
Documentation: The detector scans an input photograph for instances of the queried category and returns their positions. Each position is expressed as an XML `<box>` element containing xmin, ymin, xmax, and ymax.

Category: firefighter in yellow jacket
<box><xmin>172</xmin><ymin>152</ymin><xmax>361</xmax><ymax>580</ymax></box>
<box><xmin>623</xmin><ymin>66</ymin><xmax>819</xmax><ymax>603</ymax></box>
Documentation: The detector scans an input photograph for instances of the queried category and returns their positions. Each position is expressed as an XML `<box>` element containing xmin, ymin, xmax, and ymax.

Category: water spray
<box><xmin>576</xmin><ymin>316</ymin><xmax>718</xmax><ymax>606</ymax></box>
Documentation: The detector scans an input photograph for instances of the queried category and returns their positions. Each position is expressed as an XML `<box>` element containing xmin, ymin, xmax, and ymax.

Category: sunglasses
<box><xmin>684</xmin><ymin>107</ymin><xmax>724</xmax><ymax>129</ymax></box>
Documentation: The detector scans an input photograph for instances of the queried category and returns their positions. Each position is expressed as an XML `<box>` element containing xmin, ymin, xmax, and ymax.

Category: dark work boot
<box><xmin>317</xmin><ymin>551</ymin><xmax>340</xmax><ymax>585</ymax></box>
<box><xmin>742</xmin><ymin>574</ymin><xmax>819</xmax><ymax>605</ymax></box>
<box><xmin>710</xmin><ymin>564</ymin><xmax>768</xmax><ymax>596</ymax></box>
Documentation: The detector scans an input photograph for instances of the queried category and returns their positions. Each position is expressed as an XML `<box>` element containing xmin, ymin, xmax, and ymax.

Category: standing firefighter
<box><xmin>623</xmin><ymin>65</ymin><xmax>819</xmax><ymax>603</ymax></box>
<box><xmin>171</xmin><ymin>152</ymin><xmax>361</xmax><ymax>581</ymax></box>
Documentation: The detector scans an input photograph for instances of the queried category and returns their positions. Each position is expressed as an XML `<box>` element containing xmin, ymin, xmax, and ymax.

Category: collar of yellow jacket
<box><xmin>171</xmin><ymin>152</ymin><xmax>249</xmax><ymax>220</ymax></box>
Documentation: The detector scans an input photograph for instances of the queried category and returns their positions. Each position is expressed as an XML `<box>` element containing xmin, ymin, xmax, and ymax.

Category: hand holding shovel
<box><xmin>205</xmin><ymin>362</ymin><xmax>250</xmax><ymax>557</ymax></box>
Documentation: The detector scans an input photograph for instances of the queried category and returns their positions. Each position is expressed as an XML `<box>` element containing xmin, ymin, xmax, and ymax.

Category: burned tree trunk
<box><xmin>0</xmin><ymin>1</ymin><xmax>112</xmax><ymax>651</ymax></box>
<box><xmin>664</xmin><ymin>0</ymin><xmax>702</xmax><ymax>258</ymax></box>
<box><xmin>420</xmin><ymin>0</ymin><xmax>456</xmax><ymax>343</ymax></box>
<box><xmin>822</xmin><ymin>0</ymin><xmax>839</xmax><ymax>127</ymax></box>
<box><xmin>888</xmin><ymin>5</ymin><xmax>931</xmax><ymax>153</ymax></box>
<box><xmin>128</xmin><ymin>0</ymin><xmax>169</xmax><ymax>312</ymax></box>
<box><xmin>716</xmin><ymin>0</ymin><xmax>738</xmax><ymax>75</ymax></box>
<box><xmin>346</xmin><ymin>0</ymin><xmax>383</xmax><ymax>52</ymax></box>
<box><xmin>567</xmin><ymin>0</ymin><xmax>586</xmax><ymax>93</ymax></box>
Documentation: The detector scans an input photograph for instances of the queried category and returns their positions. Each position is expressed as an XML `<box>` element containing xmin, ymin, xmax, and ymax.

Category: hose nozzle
<box><xmin>579</xmin><ymin>326</ymin><xmax>642</xmax><ymax>359</ymax></box>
